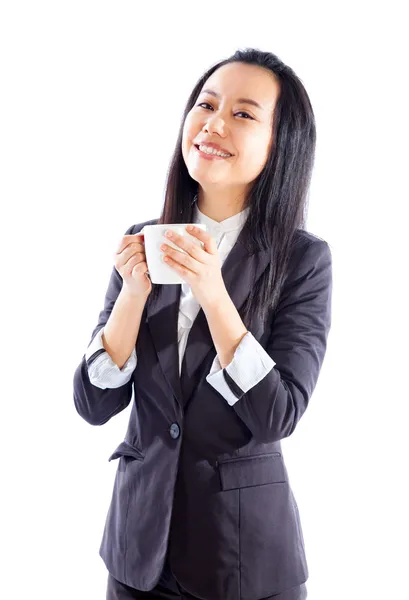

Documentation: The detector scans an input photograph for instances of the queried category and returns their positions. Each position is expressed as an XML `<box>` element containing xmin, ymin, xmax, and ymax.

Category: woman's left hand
<box><xmin>160</xmin><ymin>225</ymin><xmax>227</xmax><ymax>308</ymax></box>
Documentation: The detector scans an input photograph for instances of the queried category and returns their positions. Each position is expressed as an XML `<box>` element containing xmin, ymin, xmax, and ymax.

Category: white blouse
<box><xmin>85</xmin><ymin>204</ymin><xmax>275</xmax><ymax>407</ymax></box>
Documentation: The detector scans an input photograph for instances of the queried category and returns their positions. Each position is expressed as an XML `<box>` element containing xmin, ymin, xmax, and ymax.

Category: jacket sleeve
<box><xmin>209</xmin><ymin>239</ymin><xmax>333</xmax><ymax>443</ymax></box>
<box><xmin>206</xmin><ymin>331</ymin><xmax>276</xmax><ymax>404</ymax></box>
<box><xmin>73</xmin><ymin>222</ymin><xmax>139</xmax><ymax>426</ymax></box>
<box><xmin>86</xmin><ymin>326</ymin><xmax>137</xmax><ymax>389</ymax></box>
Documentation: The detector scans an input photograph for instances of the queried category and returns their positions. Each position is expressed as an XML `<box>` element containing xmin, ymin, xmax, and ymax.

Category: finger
<box><xmin>132</xmin><ymin>261</ymin><xmax>149</xmax><ymax>275</ymax></box>
<box><xmin>164</xmin><ymin>230</ymin><xmax>207</xmax><ymax>263</ymax></box>
<box><xmin>114</xmin><ymin>246</ymin><xmax>145</xmax><ymax>270</ymax></box>
<box><xmin>163</xmin><ymin>246</ymin><xmax>199</xmax><ymax>275</ymax></box>
<box><xmin>114</xmin><ymin>249</ymin><xmax>144</xmax><ymax>271</ymax></box>
<box><xmin>122</xmin><ymin>255</ymin><xmax>147</xmax><ymax>278</ymax></box>
<box><xmin>123</xmin><ymin>254</ymin><xmax>143</xmax><ymax>276</ymax></box>
<box><xmin>162</xmin><ymin>254</ymin><xmax>194</xmax><ymax>280</ymax></box>
<box><xmin>116</xmin><ymin>233</ymin><xmax>145</xmax><ymax>254</ymax></box>
<box><xmin>115</xmin><ymin>241</ymin><xmax>144</xmax><ymax>260</ymax></box>
<box><xmin>184</xmin><ymin>225</ymin><xmax>217</xmax><ymax>255</ymax></box>
<box><xmin>116</xmin><ymin>234</ymin><xmax>145</xmax><ymax>254</ymax></box>
<box><xmin>125</xmin><ymin>251</ymin><xmax>145</xmax><ymax>267</ymax></box>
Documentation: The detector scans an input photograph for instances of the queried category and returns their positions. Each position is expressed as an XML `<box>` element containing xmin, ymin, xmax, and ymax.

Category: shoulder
<box><xmin>274</xmin><ymin>228</ymin><xmax>332</xmax><ymax>316</ymax></box>
<box><xmin>285</xmin><ymin>228</ymin><xmax>332</xmax><ymax>284</ymax></box>
<box><xmin>291</xmin><ymin>228</ymin><xmax>332</xmax><ymax>261</ymax></box>
<box><xmin>293</xmin><ymin>227</ymin><xmax>330</xmax><ymax>250</ymax></box>
<box><xmin>123</xmin><ymin>217</ymin><xmax>159</xmax><ymax>235</ymax></box>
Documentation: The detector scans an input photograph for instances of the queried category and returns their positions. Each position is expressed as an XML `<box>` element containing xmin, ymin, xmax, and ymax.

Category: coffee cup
<box><xmin>140</xmin><ymin>223</ymin><xmax>207</xmax><ymax>284</ymax></box>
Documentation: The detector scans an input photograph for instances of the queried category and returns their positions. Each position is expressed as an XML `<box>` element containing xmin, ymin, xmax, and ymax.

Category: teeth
<box><xmin>198</xmin><ymin>144</ymin><xmax>231</xmax><ymax>158</ymax></box>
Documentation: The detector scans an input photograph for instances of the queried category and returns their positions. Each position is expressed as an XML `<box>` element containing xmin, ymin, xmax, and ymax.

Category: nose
<box><xmin>203</xmin><ymin>114</ymin><xmax>226</xmax><ymax>137</ymax></box>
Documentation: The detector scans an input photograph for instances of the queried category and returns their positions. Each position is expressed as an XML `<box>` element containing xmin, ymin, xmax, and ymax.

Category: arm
<box><xmin>206</xmin><ymin>331</ymin><xmax>276</xmax><ymax>405</ymax></box>
<box><xmin>202</xmin><ymin>290</ymin><xmax>249</xmax><ymax>368</ymax></box>
<box><xmin>86</xmin><ymin>326</ymin><xmax>137</xmax><ymax>389</ymax></box>
<box><xmin>73</xmin><ymin>223</ymin><xmax>148</xmax><ymax>425</ymax></box>
<box><xmin>102</xmin><ymin>286</ymin><xmax>148</xmax><ymax>370</ymax></box>
<box><xmin>205</xmin><ymin>240</ymin><xmax>333</xmax><ymax>443</ymax></box>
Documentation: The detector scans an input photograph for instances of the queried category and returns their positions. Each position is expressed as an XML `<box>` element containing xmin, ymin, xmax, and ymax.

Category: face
<box><xmin>182</xmin><ymin>62</ymin><xmax>280</xmax><ymax>196</ymax></box>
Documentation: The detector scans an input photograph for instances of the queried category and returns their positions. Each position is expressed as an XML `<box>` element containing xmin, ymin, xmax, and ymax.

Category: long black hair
<box><xmin>147</xmin><ymin>47</ymin><xmax>316</xmax><ymax>330</ymax></box>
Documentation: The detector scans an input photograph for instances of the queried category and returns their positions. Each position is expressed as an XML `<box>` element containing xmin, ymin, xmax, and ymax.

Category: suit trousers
<box><xmin>106</xmin><ymin>554</ymin><xmax>308</xmax><ymax>600</ymax></box>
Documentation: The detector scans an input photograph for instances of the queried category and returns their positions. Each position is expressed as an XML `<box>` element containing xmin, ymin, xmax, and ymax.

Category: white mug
<box><xmin>140</xmin><ymin>223</ymin><xmax>207</xmax><ymax>284</ymax></box>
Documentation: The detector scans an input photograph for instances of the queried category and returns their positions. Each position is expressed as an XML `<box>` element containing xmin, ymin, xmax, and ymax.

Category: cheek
<box><xmin>181</xmin><ymin>121</ymin><xmax>193</xmax><ymax>161</ymax></box>
<box><xmin>239</xmin><ymin>133</ymin><xmax>272</xmax><ymax>172</ymax></box>
<box><xmin>182</xmin><ymin>115</ymin><xmax>195</xmax><ymax>148</ymax></box>
<box><xmin>182</xmin><ymin>114</ymin><xmax>204</xmax><ymax>161</ymax></box>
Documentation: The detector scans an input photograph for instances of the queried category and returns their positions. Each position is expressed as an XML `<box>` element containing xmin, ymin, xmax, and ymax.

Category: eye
<box><xmin>198</xmin><ymin>102</ymin><xmax>213</xmax><ymax>110</ymax></box>
<box><xmin>197</xmin><ymin>103</ymin><xmax>254</xmax><ymax>120</ymax></box>
<box><xmin>235</xmin><ymin>111</ymin><xmax>253</xmax><ymax>120</ymax></box>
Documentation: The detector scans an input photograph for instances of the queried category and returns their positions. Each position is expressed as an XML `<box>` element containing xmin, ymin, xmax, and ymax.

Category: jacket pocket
<box><xmin>108</xmin><ymin>440</ymin><xmax>145</xmax><ymax>462</ymax></box>
<box><xmin>218</xmin><ymin>453</ymin><xmax>286</xmax><ymax>490</ymax></box>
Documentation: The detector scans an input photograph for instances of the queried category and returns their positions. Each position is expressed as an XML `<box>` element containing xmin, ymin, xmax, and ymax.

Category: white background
<box><xmin>1</xmin><ymin>1</ymin><xmax>408</xmax><ymax>598</ymax></box>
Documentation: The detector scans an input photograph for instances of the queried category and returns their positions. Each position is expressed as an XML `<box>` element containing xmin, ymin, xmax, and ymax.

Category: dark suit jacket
<box><xmin>73</xmin><ymin>217</ymin><xmax>332</xmax><ymax>600</ymax></box>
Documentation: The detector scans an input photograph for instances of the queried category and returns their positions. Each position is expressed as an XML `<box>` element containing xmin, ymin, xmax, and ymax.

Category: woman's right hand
<box><xmin>114</xmin><ymin>232</ymin><xmax>152</xmax><ymax>297</ymax></box>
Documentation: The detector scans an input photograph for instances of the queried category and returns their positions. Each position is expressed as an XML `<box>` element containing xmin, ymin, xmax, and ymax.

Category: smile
<box><xmin>194</xmin><ymin>144</ymin><xmax>233</xmax><ymax>160</ymax></box>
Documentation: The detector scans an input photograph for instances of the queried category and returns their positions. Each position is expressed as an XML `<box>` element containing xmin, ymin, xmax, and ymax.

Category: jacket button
<box><xmin>169</xmin><ymin>423</ymin><xmax>180</xmax><ymax>439</ymax></box>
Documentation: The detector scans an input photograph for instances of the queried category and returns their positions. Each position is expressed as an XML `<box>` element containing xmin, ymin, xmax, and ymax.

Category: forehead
<box><xmin>201</xmin><ymin>62</ymin><xmax>280</xmax><ymax>109</ymax></box>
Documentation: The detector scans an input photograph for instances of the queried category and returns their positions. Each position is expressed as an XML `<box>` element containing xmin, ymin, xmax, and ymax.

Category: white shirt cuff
<box><xmin>206</xmin><ymin>331</ymin><xmax>276</xmax><ymax>406</ymax></box>
<box><xmin>85</xmin><ymin>328</ymin><xmax>137</xmax><ymax>390</ymax></box>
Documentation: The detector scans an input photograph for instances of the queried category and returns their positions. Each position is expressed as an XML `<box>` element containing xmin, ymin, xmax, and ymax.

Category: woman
<box><xmin>73</xmin><ymin>48</ymin><xmax>332</xmax><ymax>600</ymax></box>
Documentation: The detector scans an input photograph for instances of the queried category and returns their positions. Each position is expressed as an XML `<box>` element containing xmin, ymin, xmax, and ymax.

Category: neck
<box><xmin>196</xmin><ymin>186</ymin><xmax>248</xmax><ymax>223</ymax></box>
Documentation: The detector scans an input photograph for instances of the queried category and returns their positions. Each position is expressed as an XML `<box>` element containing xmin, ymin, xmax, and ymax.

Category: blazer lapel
<box><xmin>147</xmin><ymin>227</ymin><xmax>272</xmax><ymax>408</ymax></box>
<box><xmin>146</xmin><ymin>282</ymin><xmax>183</xmax><ymax>407</ymax></box>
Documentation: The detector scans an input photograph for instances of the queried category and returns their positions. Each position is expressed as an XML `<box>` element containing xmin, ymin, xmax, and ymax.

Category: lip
<box><xmin>194</xmin><ymin>141</ymin><xmax>233</xmax><ymax>155</ymax></box>
<box><xmin>193</xmin><ymin>141</ymin><xmax>233</xmax><ymax>160</ymax></box>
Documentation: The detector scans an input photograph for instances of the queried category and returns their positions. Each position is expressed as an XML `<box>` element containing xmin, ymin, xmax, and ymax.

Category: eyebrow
<box><xmin>200</xmin><ymin>88</ymin><xmax>264</xmax><ymax>111</ymax></box>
